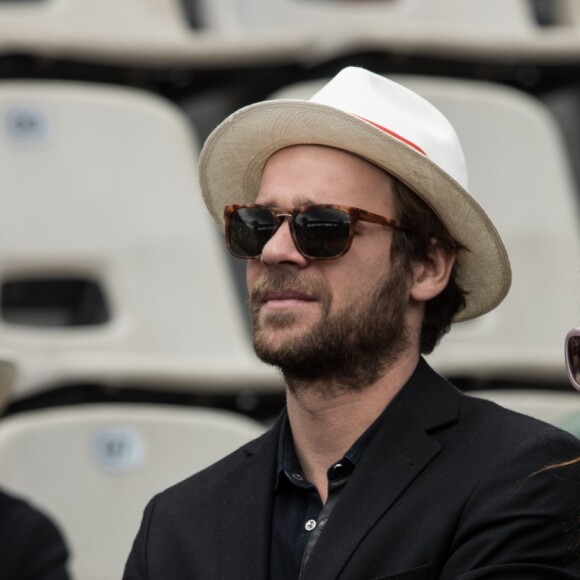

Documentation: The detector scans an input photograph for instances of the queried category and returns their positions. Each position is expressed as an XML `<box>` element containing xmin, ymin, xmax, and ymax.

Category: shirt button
<box><xmin>305</xmin><ymin>519</ymin><xmax>317</xmax><ymax>531</ymax></box>
<box><xmin>332</xmin><ymin>463</ymin><xmax>346</xmax><ymax>476</ymax></box>
<box><xmin>291</xmin><ymin>473</ymin><xmax>303</xmax><ymax>481</ymax></box>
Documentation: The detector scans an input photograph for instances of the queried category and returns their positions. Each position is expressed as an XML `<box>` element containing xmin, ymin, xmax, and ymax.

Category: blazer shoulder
<box><xmin>156</xmin><ymin>424</ymin><xmax>276</xmax><ymax>502</ymax></box>
<box><xmin>458</xmin><ymin>390</ymin><xmax>580</xmax><ymax>461</ymax></box>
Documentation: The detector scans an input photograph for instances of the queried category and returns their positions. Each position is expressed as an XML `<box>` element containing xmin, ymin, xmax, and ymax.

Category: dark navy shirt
<box><xmin>269</xmin><ymin>409</ymin><xmax>386</xmax><ymax>580</ymax></box>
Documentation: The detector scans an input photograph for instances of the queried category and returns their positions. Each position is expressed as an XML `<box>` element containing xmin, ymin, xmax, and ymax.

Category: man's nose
<box><xmin>259</xmin><ymin>218</ymin><xmax>309</xmax><ymax>267</ymax></box>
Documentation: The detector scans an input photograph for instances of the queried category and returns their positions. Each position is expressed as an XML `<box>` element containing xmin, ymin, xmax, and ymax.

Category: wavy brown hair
<box><xmin>390</xmin><ymin>179</ymin><xmax>467</xmax><ymax>354</ymax></box>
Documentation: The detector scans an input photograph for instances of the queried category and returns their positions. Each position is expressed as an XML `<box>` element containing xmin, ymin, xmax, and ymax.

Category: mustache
<box><xmin>250</xmin><ymin>272</ymin><xmax>328</xmax><ymax>304</ymax></box>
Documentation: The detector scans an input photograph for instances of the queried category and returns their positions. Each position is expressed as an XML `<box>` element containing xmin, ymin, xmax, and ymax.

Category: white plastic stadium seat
<box><xmin>0</xmin><ymin>0</ymin><xmax>194</xmax><ymax>64</ymax></box>
<box><xmin>0</xmin><ymin>81</ymin><xmax>282</xmax><ymax>402</ymax></box>
<box><xmin>199</xmin><ymin>0</ymin><xmax>532</xmax><ymax>37</ymax></box>
<box><xmin>270</xmin><ymin>75</ymin><xmax>580</xmax><ymax>384</ymax></box>
<box><xmin>0</xmin><ymin>404</ymin><xmax>266</xmax><ymax>580</ymax></box>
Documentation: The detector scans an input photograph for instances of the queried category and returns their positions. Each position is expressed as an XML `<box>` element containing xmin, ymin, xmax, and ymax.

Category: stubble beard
<box><xmin>250</xmin><ymin>264</ymin><xmax>411</xmax><ymax>396</ymax></box>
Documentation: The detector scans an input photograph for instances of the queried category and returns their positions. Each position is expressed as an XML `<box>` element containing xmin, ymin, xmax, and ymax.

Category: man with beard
<box><xmin>124</xmin><ymin>68</ymin><xmax>580</xmax><ymax>579</ymax></box>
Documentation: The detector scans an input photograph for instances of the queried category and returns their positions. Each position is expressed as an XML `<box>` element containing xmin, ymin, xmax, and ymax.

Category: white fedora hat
<box><xmin>199</xmin><ymin>66</ymin><xmax>511</xmax><ymax>322</ymax></box>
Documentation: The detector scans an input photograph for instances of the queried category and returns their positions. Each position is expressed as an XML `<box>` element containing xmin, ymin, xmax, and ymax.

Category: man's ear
<box><xmin>410</xmin><ymin>238</ymin><xmax>456</xmax><ymax>303</ymax></box>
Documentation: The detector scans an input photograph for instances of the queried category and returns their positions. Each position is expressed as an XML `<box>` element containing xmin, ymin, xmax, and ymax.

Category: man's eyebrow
<box><xmin>258</xmin><ymin>198</ymin><xmax>317</xmax><ymax>209</ymax></box>
<box><xmin>252</xmin><ymin>201</ymin><xmax>281</xmax><ymax>210</ymax></box>
<box><xmin>292</xmin><ymin>198</ymin><xmax>317</xmax><ymax>208</ymax></box>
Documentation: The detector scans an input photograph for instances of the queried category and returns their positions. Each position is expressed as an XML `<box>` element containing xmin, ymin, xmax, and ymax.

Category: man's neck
<box><xmin>285</xmin><ymin>351</ymin><xmax>420</xmax><ymax>503</ymax></box>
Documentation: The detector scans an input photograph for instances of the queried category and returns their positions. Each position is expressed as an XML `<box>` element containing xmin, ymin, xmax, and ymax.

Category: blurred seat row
<box><xmin>0</xmin><ymin>0</ymin><xmax>580</xmax><ymax>66</ymax></box>
<box><xmin>0</xmin><ymin>2</ymin><xmax>580</xmax><ymax>578</ymax></box>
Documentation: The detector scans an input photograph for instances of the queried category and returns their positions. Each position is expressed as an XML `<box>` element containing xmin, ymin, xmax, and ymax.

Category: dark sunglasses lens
<box><xmin>227</xmin><ymin>207</ymin><xmax>277</xmax><ymax>258</ymax></box>
<box><xmin>228</xmin><ymin>207</ymin><xmax>277</xmax><ymax>258</ymax></box>
<box><xmin>293</xmin><ymin>208</ymin><xmax>351</xmax><ymax>258</ymax></box>
<box><xmin>567</xmin><ymin>335</ymin><xmax>580</xmax><ymax>391</ymax></box>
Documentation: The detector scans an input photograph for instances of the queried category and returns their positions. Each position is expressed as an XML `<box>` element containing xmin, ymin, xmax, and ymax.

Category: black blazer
<box><xmin>0</xmin><ymin>489</ymin><xmax>70</xmax><ymax>580</ymax></box>
<box><xmin>124</xmin><ymin>360</ymin><xmax>580</xmax><ymax>579</ymax></box>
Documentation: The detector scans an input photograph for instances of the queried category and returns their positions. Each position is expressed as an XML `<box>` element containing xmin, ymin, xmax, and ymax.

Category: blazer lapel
<box><xmin>219</xmin><ymin>418</ymin><xmax>281</xmax><ymax>580</ymax></box>
<box><xmin>301</xmin><ymin>360</ymin><xmax>461</xmax><ymax>580</ymax></box>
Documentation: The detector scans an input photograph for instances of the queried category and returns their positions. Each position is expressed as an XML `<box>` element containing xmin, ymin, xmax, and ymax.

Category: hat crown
<box><xmin>310</xmin><ymin>67</ymin><xmax>468</xmax><ymax>189</ymax></box>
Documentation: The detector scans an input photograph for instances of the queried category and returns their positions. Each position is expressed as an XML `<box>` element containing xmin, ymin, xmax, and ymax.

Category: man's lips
<box><xmin>261</xmin><ymin>290</ymin><xmax>317</xmax><ymax>305</ymax></box>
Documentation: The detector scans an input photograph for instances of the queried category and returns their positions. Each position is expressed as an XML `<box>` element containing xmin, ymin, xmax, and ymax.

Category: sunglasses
<box><xmin>566</xmin><ymin>327</ymin><xmax>580</xmax><ymax>392</ymax></box>
<box><xmin>224</xmin><ymin>204</ymin><xmax>411</xmax><ymax>260</ymax></box>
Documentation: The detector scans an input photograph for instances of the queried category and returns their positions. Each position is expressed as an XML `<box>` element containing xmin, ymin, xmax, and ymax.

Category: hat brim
<box><xmin>199</xmin><ymin>99</ymin><xmax>511</xmax><ymax>322</ymax></box>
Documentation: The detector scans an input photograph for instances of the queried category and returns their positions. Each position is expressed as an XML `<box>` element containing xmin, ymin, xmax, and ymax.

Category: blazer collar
<box><xmin>392</xmin><ymin>357</ymin><xmax>461</xmax><ymax>433</ymax></box>
<box><xmin>300</xmin><ymin>358</ymin><xmax>461</xmax><ymax>580</ymax></box>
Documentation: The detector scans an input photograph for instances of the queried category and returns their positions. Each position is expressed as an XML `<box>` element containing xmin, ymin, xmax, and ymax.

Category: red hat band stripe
<box><xmin>357</xmin><ymin>116</ymin><xmax>427</xmax><ymax>156</ymax></box>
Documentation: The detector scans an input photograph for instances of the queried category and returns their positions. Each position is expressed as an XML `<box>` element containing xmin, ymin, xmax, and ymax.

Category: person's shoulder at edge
<box><xmin>0</xmin><ymin>488</ymin><xmax>70</xmax><ymax>580</ymax></box>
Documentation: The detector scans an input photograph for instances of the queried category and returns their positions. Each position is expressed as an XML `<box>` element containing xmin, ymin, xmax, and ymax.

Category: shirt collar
<box><xmin>275</xmin><ymin>401</ymin><xmax>389</xmax><ymax>489</ymax></box>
